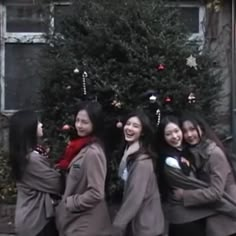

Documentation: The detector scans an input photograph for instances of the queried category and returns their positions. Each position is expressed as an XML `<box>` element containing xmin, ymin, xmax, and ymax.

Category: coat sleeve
<box><xmin>66</xmin><ymin>148</ymin><xmax>106</xmax><ymax>212</ymax></box>
<box><xmin>183</xmin><ymin>147</ymin><xmax>231</xmax><ymax>206</ymax></box>
<box><xmin>23</xmin><ymin>152</ymin><xmax>62</xmax><ymax>195</ymax></box>
<box><xmin>112</xmin><ymin>160</ymin><xmax>151</xmax><ymax>232</ymax></box>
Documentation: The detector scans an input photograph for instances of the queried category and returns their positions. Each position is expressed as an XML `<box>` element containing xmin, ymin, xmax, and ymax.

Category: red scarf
<box><xmin>56</xmin><ymin>136</ymin><xmax>93</xmax><ymax>169</ymax></box>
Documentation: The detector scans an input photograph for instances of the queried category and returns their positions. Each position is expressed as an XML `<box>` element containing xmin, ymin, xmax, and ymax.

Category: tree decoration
<box><xmin>66</xmin><ymin>85</ymin><xmax>71</xmax><ymax>90</ymax></box>
<box><xmin>188</xmin><ymin>92</ymin><xmax>196</xmax><ymax>104</ymax></box>
<box><xmin>156</xmin><ymin>63</ymin><xmax>165</xmax><ymax>71</ymax></box>
<box><xmin>149</xmin><ymin>94</ymin><xmax>157</xmax><ymax>103</ymax></box>
<box><xmin>112</xmin><ymin>100</ymin><xmax>122</xmax><ymax>108</ymax></box>
<box><xmin>82</xmin><ymin>71</ymin><xmax>88</xmax><ymax>96</ymax></box>
<box><xmin>62</xmin><ymin>124</ymin><xmax>71</xmax><ymax>131</ymax></box>
<box><xmin>116</xmin><ymin>120</ymin><xmax>123</xmax><ymax>128</ymax></box>
<box><xmin>186</xmin><ymin>55</ymin><xmax>198</xmax><ymax>70</ymax></box>
<box><xmin>73</xmin><ymin>68</ymin><xmax>79</xmax><ymax>74</ymax></box>
<box><xmin>164</xmin><ymin>96</ymin><xmax>172</xmax><ymax>103</ymax></box>
<box><xmin>156</xmin><ymin>109</ymin><xmax>161</xmax><ymax>126</ymax></box>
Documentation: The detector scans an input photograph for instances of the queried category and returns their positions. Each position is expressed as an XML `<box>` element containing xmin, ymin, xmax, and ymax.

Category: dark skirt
<box><xmin>37</xmin><ymin>219</ymin><xmax>58</xmax><ymax>236</ymax></box>
<box><xmin>169</xmin><ymin>219</ymin><xmax>206</xmax><ymax>236</ymax></box>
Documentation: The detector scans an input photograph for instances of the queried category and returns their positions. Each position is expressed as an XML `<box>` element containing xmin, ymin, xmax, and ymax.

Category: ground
<box><xmin>0</xmin><ymin>205</ymin><xmax>15</xmax><ymax>235</ymax></box>
<box><xmin>0</xmin><ymin>203</ymin><xmax>120</xmax><ymax>235</ymax></box>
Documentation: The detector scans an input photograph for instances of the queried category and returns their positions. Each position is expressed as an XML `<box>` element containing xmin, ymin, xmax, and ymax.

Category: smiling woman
<box><xmin>123</xmin><ymin>116</ymin><xmax>142</xmax><ymax>144</ymax></box>
<box><xmin>156</xmin><ymin>115</ymin><xmax>207</xmax><ymax>236</ymax></box>
<box><xmin>113</xmin><ymin>110</ymin><xmax>164</xmax><ymax>236</ymax></box>
<box><xmin>164</xmin><ymin>122</ymin><xmax>183</xmax><ymax>149</ymax></box>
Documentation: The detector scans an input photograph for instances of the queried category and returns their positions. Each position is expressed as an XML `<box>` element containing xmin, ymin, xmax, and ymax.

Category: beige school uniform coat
<box><xmin>56</xmin><ymin>142</ymin><xmax>112</xmax><ymax>236</ymax></box>
<box><xmin>183</xmin><ymin>142</ymin><xmax>236</xmax><ymax>236</ymax></box>
<box><xmin>113</xmin><ymin>153</ymin><xmax>165</xmax><ymax>236</ymax></box>
<box><xmin>15</xmin><ymin>151</ymin><xmax>62</xmax><ymax>236</ymax></box>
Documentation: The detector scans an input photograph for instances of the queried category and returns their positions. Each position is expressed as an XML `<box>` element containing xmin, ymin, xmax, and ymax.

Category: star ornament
<box><xmin>186</xmin><ymin>55</ymin><xmax>197</xmax><ymax>70</ymax></box>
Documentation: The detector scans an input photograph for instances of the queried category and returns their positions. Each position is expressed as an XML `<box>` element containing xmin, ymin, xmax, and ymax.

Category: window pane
<box><xmin>5</xmin><ymin>44</ymin><xmax>43</xmax><ymax>110</ymax></box>
<box><xmin>179</xmin><ymin>7</ymin><xmax>199</xmax><ymax>33</ymax></box>
<box><xmin>7</xmin><ymin>5</ymin><xmax>48</xmax><ymax>32</ymax></box>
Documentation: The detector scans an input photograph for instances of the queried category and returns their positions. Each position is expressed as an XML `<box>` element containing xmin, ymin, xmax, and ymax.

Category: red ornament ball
<box><xmin>156</xmin><ymin>64</ymin><xmax>165</xmax><ymax>71</ymax></box>
<box><xmin>62</xmin><ymin>124</ymin><xmax>71</xmax><ymax>131</ymax></box>
<box><xmin>164</xmin><ymin>96</ymin><xmax>172</xmax><ymax>103</ymax></box>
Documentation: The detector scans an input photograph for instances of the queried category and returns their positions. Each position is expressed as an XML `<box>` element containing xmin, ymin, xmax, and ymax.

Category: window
<box><xmin>167</xmin><ymin>1</ymin><xmax>205</xmax><ymax>41</ymax></box>
<box><xmin>0</xmin><ymin>1</ymin><xmax>71</xmax><ymax>112</ymax></box>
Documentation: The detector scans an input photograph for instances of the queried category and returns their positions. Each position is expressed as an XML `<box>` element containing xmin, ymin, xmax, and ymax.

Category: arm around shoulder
<box><xmin>183</xmin><ymin>146</ymin><xmax>230</xmax><ymax>206</ymax></box>
<box><xmin>24</xmin><ymin>152</ymin><xmax>62</xmax><ymax>195</ymax></box>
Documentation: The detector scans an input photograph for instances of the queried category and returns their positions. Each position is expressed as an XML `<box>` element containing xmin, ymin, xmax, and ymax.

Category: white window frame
<box><xmin>167</xmin><ymin>2</ymin><xmax>206</xmax><ymax>42</ymax></box>
<box><xmin>0</xmin><ymin>1</ymin><xmax>71</xmax><ymax>113</ymax></box>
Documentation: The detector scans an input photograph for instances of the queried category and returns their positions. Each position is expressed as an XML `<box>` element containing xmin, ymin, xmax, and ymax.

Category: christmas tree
<box><xmin>40</xmin><ymin>0</ymin><xmax>222</xmax><ymax>200</ymax></box>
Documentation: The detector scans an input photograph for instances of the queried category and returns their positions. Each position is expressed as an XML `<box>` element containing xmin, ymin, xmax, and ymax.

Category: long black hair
<box><xmin>76</xmin><ymin>101</ymin><xmax>104</xmax><ymax>146</ymax></box>
<box><xmin>9</xmin><ymin>110</ymin><xmax>38</xmax><ymax>181</ymax></box>
<box><xmin>122</xmin><ymin>110</ymin><xmax>157</xmax><ymax>165</ymax></box>
<box><xmin>155</xmin><ymin>115</ymin><xmax>183</xmax><ymax>201</ymax></box>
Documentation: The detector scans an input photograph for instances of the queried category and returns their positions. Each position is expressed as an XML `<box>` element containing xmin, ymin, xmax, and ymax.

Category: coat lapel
<box><xmin>68</xmin><ymin>145</ymin><xmax>89</xmax><ymax>168</ymax></box>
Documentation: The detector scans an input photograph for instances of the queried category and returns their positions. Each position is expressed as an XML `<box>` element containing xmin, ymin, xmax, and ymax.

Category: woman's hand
<box><xmin>173</xmin><ymin>188</ymin><xmax>184</xmax><ymax>201</ymax></box>
<box><xmin>181</xmin><ymin>157</ymin><xmax>190</xmax><ymax>166</ymax></box>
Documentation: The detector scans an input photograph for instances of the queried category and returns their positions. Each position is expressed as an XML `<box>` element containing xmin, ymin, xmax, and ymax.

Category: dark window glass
<box><xmin>5</xmin><ymin>43</ymin><xmax>43</xmax><ymax>110</ymax></box>
<box><xmin>6</xmin><ymin>4</ymin><xmax>48</xmax><ymax>32</ymax></box>
<box><xmin>179</xmin><ymin>7</ymin><xmax>199</xmax><ymax>33</ymax></box>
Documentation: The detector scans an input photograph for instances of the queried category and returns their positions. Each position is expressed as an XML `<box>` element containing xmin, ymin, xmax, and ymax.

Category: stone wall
<box><xmin>206</xmin><ymin>1</ymin><xmax>233</xmax><ymax>139</ymax></box>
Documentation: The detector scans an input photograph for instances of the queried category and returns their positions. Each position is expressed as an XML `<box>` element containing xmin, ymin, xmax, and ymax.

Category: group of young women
<box><xmin>9</xmin><ymin>101</ymin><xmax>236</xmax><ymax>236</ymax></box>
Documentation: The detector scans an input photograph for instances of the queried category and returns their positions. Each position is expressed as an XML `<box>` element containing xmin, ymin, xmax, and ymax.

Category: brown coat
<box><xmin>113</xmin><ymin>154</ymin><xmax>164</xmax><ymax>236</ymax></box>
<box><xmin>15</xmin><ymin>151</ymin><xmax>61</xmax><ymax>236</ymax></box>
<box><xmin>183</xmin><ymin>142</ymin><xmax>236</xmax><ymax>236</ymax></box>
<box><xmin>56</xmin><ymin>142</ymin><xmax>112</xmax><ymax>236</ymax></box>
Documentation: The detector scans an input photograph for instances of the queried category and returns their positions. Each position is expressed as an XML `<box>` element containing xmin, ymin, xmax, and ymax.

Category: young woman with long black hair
<box><xmin>157</xmin><ymin>115</ymin><xmax>210</xmax><ymax>236</ymax></box>
<box><xmin>9</xmin><ymin>110</ymin><xmax>61</xmax><ymax>236</ymax></box>
<box><xmin>113</xmin><ymin>110</ymin><xmax>164</xmax><ymax>236</ymax></box>
<box><xmin>56</xmin><ymin>101</ymin><xmax>111</xmax><ymax>236</ymax></box>
<box><xmin>173</xmin><ymin>113</ymin><xmax>236</xmax><ymax>236</ymax></box>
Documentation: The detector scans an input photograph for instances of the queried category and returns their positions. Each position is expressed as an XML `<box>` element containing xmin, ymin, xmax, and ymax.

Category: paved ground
<box><xmin>0</xmin><ymin>203</ymin><xmax>120</xmax><ymax>235</ymax></box>
<box><xmin>0</xmin><ymin>205</ymin><xmax>14</xmax><ymax>235</ymax></box>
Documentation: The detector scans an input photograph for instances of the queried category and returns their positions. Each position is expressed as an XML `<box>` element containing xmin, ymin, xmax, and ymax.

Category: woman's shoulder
<box><xmin>84</xmin><ymin>142</ymin><xmax>106</xmax><ymax>160</ymax></box>
<box><xmin>86</xmin><ymin>141</ymin><xmax>104</xmax><ymax>152</ymax></box>
<box><xmin>205</xmin><ymin>141</ymin><xmax>229</xmax><ymax>166</ymax></box>
<box><xmin>130</xmin><ymin>153</ymin><xmax>153</xmax><ymax>170</ymax></box>
<box><xmin>25</xmin><ymin>150</ymin><xmax>51</xmax><ymax>172</ymax></box>
<box><xmin>27</xmin><ymin>150</ymin><xmax>44</xmax><ymax>161</ymax></box>
<box><xmin>206</xmin><ymin>141</ymin><xmax>224</xmax><ymax>157</ymax></box>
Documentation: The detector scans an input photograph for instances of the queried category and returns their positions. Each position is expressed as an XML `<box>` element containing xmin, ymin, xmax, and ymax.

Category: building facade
<box><xmin>0</xmin><ymin>0</ymin><xmax>235</xmax><ymax>149</ymax></box>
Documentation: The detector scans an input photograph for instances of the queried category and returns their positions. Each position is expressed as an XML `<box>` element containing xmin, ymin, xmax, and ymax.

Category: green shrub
<box><xmin>0</xmin><ymin>151</ymin><xmax>16</xmax><ymax>204</ymax></box>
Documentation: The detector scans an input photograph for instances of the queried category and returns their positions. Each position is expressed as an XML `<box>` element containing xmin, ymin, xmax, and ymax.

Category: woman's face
<box><xmin>182</xmin><ymin>120</ymin><xmax>202</xmax><ymax>145</ymax></box>
<box><xmin>123</xmin><ymin>116</ymin><xmax>142</xmax><ymax>144</ymax></box>
<box><xmin>75</xmin><ymin>110</ymin><xmax>93</xmax><ymax>137</ymax></box>
<box><xmin>37</xmin><ymin>121</ymin><xmax>43</xmax><ymax>137</ymax></box>
<box><xmin>164</xmin><ymin>122</ymin><xmax>183</xmax><ymax>149</ymax></box>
